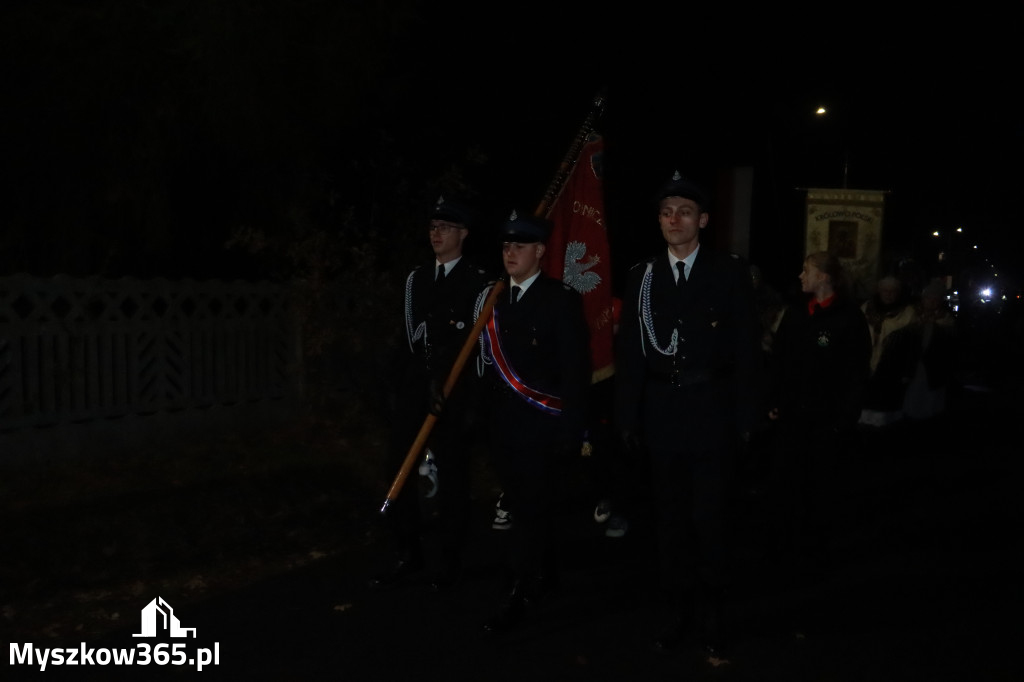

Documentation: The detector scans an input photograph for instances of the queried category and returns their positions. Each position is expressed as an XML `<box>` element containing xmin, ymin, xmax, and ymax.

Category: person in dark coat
<box><xmin>613</xmin><ymin>172</ymin><xmax>761</xmax><ymax>658</ymax></box>
<box><xmin>901</xmin><ymin>278</ymin><xmax>957</xmax><ymax>421</ymax></box>
<box><xmin>766</xmin><ymin>250</ymin><xmax>872</xmax><ymax>573</ymax></box>
<box><xmin>479</xmin><ymin>210</ymin><xmax>591</xmax><ymax>633</ymax></box>
<box><xmin>370</xmin><ymin>196</ymin><xmax>494</xmax><ymax>592</ymax></box>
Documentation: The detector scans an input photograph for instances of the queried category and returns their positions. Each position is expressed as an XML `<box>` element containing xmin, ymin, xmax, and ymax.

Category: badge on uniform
<box><xmin>817</xmin><ymin>330</ymin><xmax>831</xmax><ymax>347</ymax></box>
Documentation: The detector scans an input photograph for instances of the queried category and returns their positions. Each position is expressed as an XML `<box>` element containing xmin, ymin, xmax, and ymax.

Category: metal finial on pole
<box><xmin>379</xmin><ymin>280</ymin><xmax>505</xmax><ymax>514</ymax></box>
<box><xmin>535</xmin><ymin>89</ymin><xmax>607</xmax><ymax>217</ymax></box>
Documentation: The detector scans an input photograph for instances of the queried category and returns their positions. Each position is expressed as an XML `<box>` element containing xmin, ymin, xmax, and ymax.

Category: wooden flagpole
<box><xmin>380</xmin><ymin>280</ymin><xmax>505</xmax><ymax>514</ymax></box>
<box><xmin>380</xmin><ymin>89</ymin><xmax>607</xmax><ymax>514</ymax></box>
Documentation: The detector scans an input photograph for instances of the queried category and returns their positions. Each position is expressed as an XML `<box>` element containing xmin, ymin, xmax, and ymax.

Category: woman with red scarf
<box><xmin>766</xmin><ymin>251</ymin><xmax>872</xmax><ymax>575</ymax></box>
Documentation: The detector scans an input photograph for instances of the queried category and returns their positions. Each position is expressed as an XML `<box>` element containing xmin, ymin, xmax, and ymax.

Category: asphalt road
<box><xmin>17</xmin><ymin>360</ymin><xmax>1023</xmax><ymax>682</ymax></box>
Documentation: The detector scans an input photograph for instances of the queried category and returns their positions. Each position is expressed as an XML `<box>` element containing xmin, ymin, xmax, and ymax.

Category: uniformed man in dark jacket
<box><xmin>614</xmin><ymin>173</ymin><xmax>760</xmax><ymax>658</ymax></box>
<box><xmin>370</xmin><ymin>196</ymin><xmax>494</xmax><ymax>592</ymax></box>
<box><xmin>480</xmin><ymin>210</ymin><xmax>591</xmax><ymax>632</ymax></box>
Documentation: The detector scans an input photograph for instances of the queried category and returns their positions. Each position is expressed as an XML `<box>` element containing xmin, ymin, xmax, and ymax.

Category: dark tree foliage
<box><xmin>0</xmin><ymin>0</ymin><xmax>479</xmax><ymax>281</ymax></box>
<box><xmin>0</xmin><ymin>0</ymin><xmax>505</xmax><ymax>416</ymax></box>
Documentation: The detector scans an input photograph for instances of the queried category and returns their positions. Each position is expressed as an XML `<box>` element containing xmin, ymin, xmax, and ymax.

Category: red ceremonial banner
<box><xmin>542</xmin><ymin>133</ymin><xmax>615</xmax><ymax>383</ymax></box>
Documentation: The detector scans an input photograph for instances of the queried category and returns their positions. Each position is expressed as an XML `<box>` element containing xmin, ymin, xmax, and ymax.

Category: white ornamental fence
<box><xmin>0</xmin><ymin>275</ymin><xmax>303</xmax><ymax>458</ymax></box>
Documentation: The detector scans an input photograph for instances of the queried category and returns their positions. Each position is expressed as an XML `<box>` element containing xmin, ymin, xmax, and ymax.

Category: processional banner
<box><xmin>542</xmin><ymin>132</ymin><xmax>614</xmax><ymax>383</ymax></box>
<box><xmin>805</xmin><ymin>188</ymin><xmax>887</xmax><ymax>301</ymax></box>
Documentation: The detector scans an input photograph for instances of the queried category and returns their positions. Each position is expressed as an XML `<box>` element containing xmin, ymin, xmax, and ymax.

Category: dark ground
<box><xmin>5</xmin><ymin>330</ymin><xmax>1024</xmax><ymax>681</ymax></box>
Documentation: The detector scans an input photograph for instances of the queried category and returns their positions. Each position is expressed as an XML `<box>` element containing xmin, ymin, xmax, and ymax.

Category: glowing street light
<box><xmin>812</xmin><ymin>104</ymin><xmax>848</xmax><ymax>186</ymax></box>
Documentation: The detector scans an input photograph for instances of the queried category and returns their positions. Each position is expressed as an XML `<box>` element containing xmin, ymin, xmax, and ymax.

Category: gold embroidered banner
<box><xmin>805</xmin><ymin>188</ymin><xmax>887</xmax><ymax>301</ymax></box>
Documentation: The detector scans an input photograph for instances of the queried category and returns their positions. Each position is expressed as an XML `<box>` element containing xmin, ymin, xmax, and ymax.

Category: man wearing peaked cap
<box><xmin>369</xmin><ymin>195</ymin><xmax>495</xmax><ymax>594</ymax></box>
<box><xmin>614</xmin><ymin>170</ymin><xmax>760</xmax><ymax>659</ymax></box>
<box><xmin>500</xmin><ymin>210</ymin><xmax>552</xmax><ymax>243</ymax></box>
<box><xmin>478</xmin><ymin>209</ymin><xmax>590</xmax><ymax>633</ymax></box>
<box><xmin>431</xmin><ymin>196</ymin><xmax>479</xmax><ymax>230</ymax></box>
<box><xmin>654</xmin><ymin>170</ymin><xmax>709</xmax><ymax>208</ymax></box>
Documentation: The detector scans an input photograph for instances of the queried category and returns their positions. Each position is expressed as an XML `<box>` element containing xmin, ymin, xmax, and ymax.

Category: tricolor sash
<box><xmin>483</xmin><ymin>307</ymin><xmax>563</xmax><ymax>415</ymax></box>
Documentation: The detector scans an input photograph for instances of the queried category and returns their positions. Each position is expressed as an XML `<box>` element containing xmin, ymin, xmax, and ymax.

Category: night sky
<box><xmin>2</xmin><ymin>2</ymin><xmax>1021</xmax><ymax>294</ymax></box>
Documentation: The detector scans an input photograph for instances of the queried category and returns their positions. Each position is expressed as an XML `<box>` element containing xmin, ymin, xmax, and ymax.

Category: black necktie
<box><xmin>436</xmin><ymin>264</ymin><xmax>446</xmax><ymax>283</ymax></box>
<box><xmin>676</xmin><ymin>261</ymin><xmax>687</xmax><ymax>288</ymax></box>
<box><xmin>510</xmin><ymin>285</ymin><xmax>521</xmax><ymax>304</ymax></box>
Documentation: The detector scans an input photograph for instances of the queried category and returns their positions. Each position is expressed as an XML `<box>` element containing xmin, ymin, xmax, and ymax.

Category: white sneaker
<box><xmin>492</xmin><ymin>493</ymin><xmax>512</xmax><ymax>530</ymax></box>
<box><xmin>593</xmin><ymin>499</ymin><xmax>612</xmax><ymax>524</ymax></box>
<box><xmin>418</xmin><ymin>449</ymin><xmax>438</xmax><ymax>498</ymax></box>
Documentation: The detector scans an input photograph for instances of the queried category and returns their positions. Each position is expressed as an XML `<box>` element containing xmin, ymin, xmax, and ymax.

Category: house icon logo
<box><xmin>132</xmin><ymin>597</ymin><xmax>197</xmax><ymax>638</ymax></box>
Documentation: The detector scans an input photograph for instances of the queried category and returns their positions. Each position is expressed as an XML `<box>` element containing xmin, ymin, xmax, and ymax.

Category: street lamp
<box><xmin>933</xmin><ymin>226</ymin><xmax>965</xmax><ymax>289</ymax></box>
<box><xmin>814</xmin><ymin>104</ymin><xmax>849</xmax><ymax>188</ymax></box>
<box><xmin>933</xmin><ymin>226</ymin><xmax>963</xmax><ymax>259</ymax></box>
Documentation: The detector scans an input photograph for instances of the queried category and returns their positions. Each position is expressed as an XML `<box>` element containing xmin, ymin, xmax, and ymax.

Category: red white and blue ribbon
<box><xmin>483</xmin><ymin>307</ymin><xmax>563</xmax><ymax>415</ymax></box>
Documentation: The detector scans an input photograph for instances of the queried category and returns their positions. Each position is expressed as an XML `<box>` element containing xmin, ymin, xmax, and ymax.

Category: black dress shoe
<box><xmin>651</xmin><ymin>627</ymin><xmax>686</xmax><ymax>654</ymax></box>
<box><xmin>482</xmin><ymin>582</ymin><xmax>526</xmax><ymax>633</ymax></box>
<box><xmin>703</xmin><ymin>640</ymin><xmax>730</xmax><ymax>666</ymax></box>
<box><xmin>428</xmin><ymin>564</ymin><xmax>463</xmax><ymax>593</ymax></box>
<box><xmin>651</xmin><ymin>617</ymin><xmax>688</xmax><ymax>655</ymax></box>
<box><xmin>368</xmin><ymin>556</ymin><xmax>424</xmax><ymax>590</ymax></box>
<box><xmin>483</xmin><ymin>593</ymin><xmax>524</xmax><ymax>630</ymax></box>
<box><xmin>481</xmin><ymin>600</ymin><xmax>523</xmax><ymax>633</ymax></box>
<box><xmin>522</xmin><ymin>574</ymin><xmax>559</xmax><ymax>606</ymax></box>
<box><xmin>697</xmin><ymin>596</ymin><xmax>727</xmax><ymax>660</ymax></box>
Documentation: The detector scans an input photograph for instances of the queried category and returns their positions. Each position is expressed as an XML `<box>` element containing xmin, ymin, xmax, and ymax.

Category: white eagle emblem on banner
<box><xmin>562</xmin><ymin>240</ymin><xmax>602</xmax><ymax>294</ymax></box>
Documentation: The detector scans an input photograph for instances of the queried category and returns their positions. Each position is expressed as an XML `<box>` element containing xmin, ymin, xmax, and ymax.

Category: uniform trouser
<box><xmin>648</xmin><ymin>444</ymin><xmax>731</xmax><ymax>622</ymax></box>
<box><xmin>385</xmin><ymin>375</ymin><xmax>477</xmax><ymax>568</ymax></box>
<box><xmin>642</xmin><ymin>378</ymin><xmax>736</xmax><ymax>624</ymax></box>
<box><xmin>584</xmin><ymin>377</ymin><xmax>643</xmax><ymax>518</ymax></box>
<box><xmin>488</xmin><ymin>390</ymin><xmax>564</xmax><ymax>583</ymax></box>
<box><xmin>768</xmin><ymin>418</ymin><xmax>845</xmax><ymax>559</ymax></box>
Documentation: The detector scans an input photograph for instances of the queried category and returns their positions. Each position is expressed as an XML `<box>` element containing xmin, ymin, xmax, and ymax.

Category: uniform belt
<box><xmin>647</xmin><ymin>365</ymin><xmax>734</xmax><ymax>387</ymax></box>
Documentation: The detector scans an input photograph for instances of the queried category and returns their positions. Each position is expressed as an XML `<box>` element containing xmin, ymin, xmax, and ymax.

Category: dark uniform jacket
<box><xmin>383</xmin><ymin>257</ymin><xmax>493</xmax><ymax>565</ymax></box>
<box><xmin>403</xmin><ymin>257</ymin><xmax>493</xmax><ymax>386</ymax></box>
<box><xmin>614</xmin><ymin>246</ymin><xmax>760</xmax><ymax>453</ymax></box>
<box><xmin>395</xmin><ymin>257</ymin><xmax>493</xmax><ymax>432</ymax></box>
<box><xmin>768</xmin><ymin>295</ymin><xmax>872</xmax><ymax>434</ymax></box>
<box><xmin>484</xmin><ymin>274</ymin><xmax>591</xmax><ymax>450</ymax></box>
